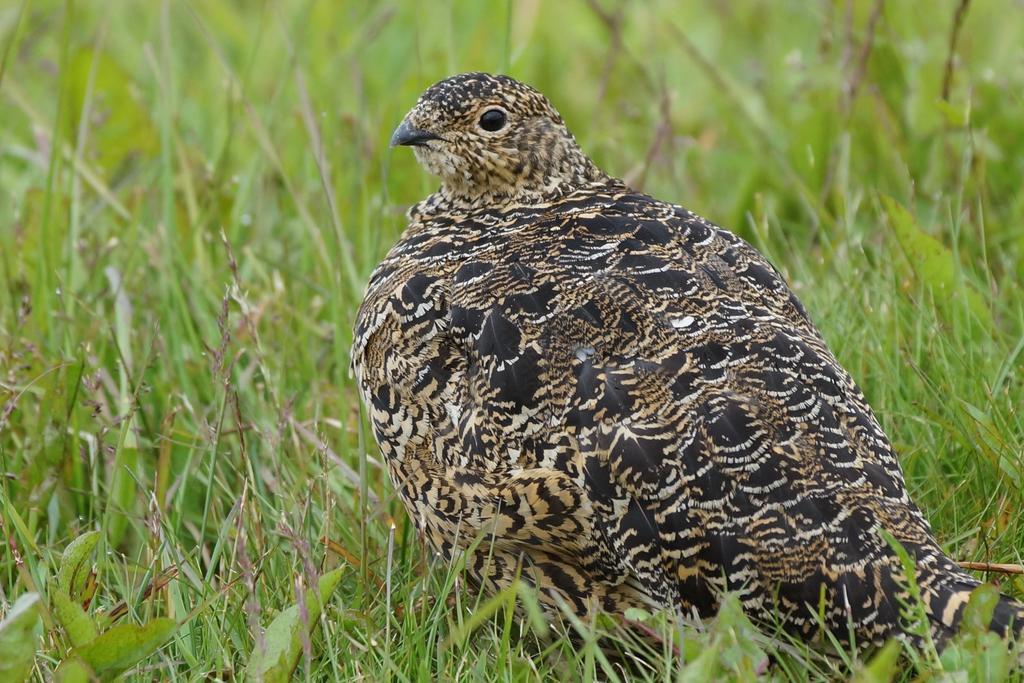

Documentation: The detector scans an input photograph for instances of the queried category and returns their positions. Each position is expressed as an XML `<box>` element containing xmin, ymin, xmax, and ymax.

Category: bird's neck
<box><xmin>416</xmin><ymin>156</ymin><xmax>617</xmax><ymax>218</ymax></box>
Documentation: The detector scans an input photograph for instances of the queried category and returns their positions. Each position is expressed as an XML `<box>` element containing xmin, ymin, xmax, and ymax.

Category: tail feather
<box><xmin>923</xmin><ymin>569</ymin><xmax>1024</xmax><ymax>646</ymax></box>
<box><xmin>991</xmin><ymin>592</ymin><xmax>1024</xmax><ymax>640</ymax></box>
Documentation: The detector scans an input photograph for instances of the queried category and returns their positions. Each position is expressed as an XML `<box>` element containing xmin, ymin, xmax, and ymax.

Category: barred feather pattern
<box><xmin>351</xmin><ymin>72</ymin><xmax>1024</xmax><ymax>650</ymax></box>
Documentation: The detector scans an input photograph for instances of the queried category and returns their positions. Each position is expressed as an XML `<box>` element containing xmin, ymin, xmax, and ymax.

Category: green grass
<box><xmin>1</xmin><ymin>0</ymin><xmax>1023</xmax><ymax>679</ymax></box>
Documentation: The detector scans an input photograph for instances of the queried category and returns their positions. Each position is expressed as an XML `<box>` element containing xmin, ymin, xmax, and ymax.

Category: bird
<box><xmin>351</xmin><ymin>72</ymin><xmax>1024</xmax><ymax>653</ymax></box>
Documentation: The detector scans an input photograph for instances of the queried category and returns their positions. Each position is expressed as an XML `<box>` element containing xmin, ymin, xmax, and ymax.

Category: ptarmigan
<box><xmin>351</xmin><ymin>72</ymin><xmax>1023</xmax><ymax>650</ymax></box>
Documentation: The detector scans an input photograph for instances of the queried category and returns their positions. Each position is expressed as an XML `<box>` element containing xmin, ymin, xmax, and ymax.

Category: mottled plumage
<box><xmin>352</xmin><ymin>72</ymin><xmax>1024</xmax><ymax>650</ymax></box>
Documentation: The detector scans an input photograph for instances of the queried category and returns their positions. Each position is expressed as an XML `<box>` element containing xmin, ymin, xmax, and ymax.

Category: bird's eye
<box><xmin>478</xmin><ymin>109</ymin><xmax>507</xmax><ymax>132</ymax></box>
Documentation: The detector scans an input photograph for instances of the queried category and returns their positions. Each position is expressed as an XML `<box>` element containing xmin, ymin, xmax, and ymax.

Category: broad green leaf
<box><xmin>938</xmin><ymin>639</ymin><xmax>969</xmax><ymax>674</ymax></box>
<box><xmin>960</xmin><ymin>583</ymin><xmax>1000</xmax><ymax>634</ymax></box>
<box><xmin>245</xmin><ymin>568</ymin><xmax>345</xmax><ymax>683</ymax></box>
<box><xmin>968</xmin><ymin>631</ymin><xmax>1012</xmax><ymax>681</ymax></box>
<box><xmin>678</xmin><ymin>636</ymin><xmax>722</xmax><ymax>683</ymax></box>
<box><xmin>49</xmin><ymin>580</ymin><xmax>99</xmax><ymax>648</ymax></box>
<box><xmin>54</xmin><ymin>658</ymin><xmax>92</xmax><ymax>683</ymax></box>
<box><xmin>0</xmin><ymin>593</ymin><xmax>42</xmax><ymax>683</ymax></box>
<box><xmin>940</xmin><ymin>631</ymin><xmax>1012</xmax><ymax>681</ymax></box>
<box><xmin>57</xmin><ymin>530</ymin><xmax>100</xmax><ymax>601</ymax></box>
<box><xmin>881</xmin><ymin>195</ymin><xmax>993</xmax><ymax>330</ymax></box>
<box><xmin>71</xmin><ymin>617</ymin><xmax>176</xmax><ymax>680</ymax></box>
<box><xmin>852</xmin><ymin>639</ymin><xmax>901</xmax><ymax>683</ymax></box>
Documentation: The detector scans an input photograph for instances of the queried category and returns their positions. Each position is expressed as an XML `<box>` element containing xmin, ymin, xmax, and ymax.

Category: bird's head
<box><xmin>390</xmin><ymin>72</ymin><xmax>607</xmax><ymax>206</ymax></box>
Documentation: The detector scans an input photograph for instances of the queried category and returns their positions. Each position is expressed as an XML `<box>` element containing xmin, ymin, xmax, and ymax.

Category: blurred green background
<box><xmin>2</xmin><ymin>0</ymin><xmax>1023</xmax><ymax>679</ymax></box>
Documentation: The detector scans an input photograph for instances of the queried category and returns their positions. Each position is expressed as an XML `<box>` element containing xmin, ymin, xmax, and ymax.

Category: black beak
<box><xmin>390</xmin><ymin>120</ymin><xmax>442</xmax><ymax>148</ymax></box>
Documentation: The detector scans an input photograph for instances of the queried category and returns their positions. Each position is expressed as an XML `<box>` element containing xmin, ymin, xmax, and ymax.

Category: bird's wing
<box><xmin>441</xmin><ymin>192</ymin><xmax>951</xmax><ymax>633</ymax></box>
